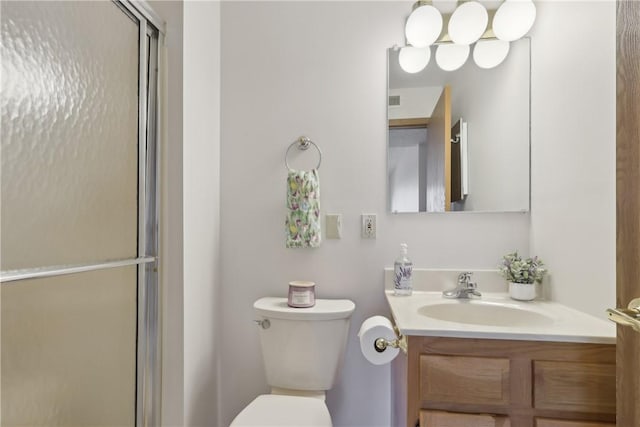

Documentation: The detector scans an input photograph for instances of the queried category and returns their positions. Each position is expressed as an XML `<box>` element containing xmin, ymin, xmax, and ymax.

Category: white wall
<box><xmin>529</xmin><ymin>1</ymin><xmax>616</xmax><ymax>317</ymax></box>
<box><xmin>154</xmin><ymin>1</ymin><xmax>222</xmax><ymax>426</ymax></box>
<box><xmin>220</xmin><ymin>2</ymin><xmax>529</xmax><ymax>426</ymax></box>
<box><xmin>151</xmin><ymin>1</ymin><xmax>184</xmax><ymax>425</ymax></box>
<box><xmin>183</xmin><ymin>1</ymin><xmax>221</xmax><ymax>426</ymax></box>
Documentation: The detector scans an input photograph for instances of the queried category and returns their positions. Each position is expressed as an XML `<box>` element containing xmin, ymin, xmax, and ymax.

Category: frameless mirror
<box><xmin>387</xmin><ymin>38</ymin><xmax>530</xmax><ymax>213</ymax></box>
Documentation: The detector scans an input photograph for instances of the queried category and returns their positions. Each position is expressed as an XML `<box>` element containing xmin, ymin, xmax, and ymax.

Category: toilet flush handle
<box><xmin>253</xmin><ymin>319</ymin><xmax>271</xmax><ymax>329</ymax></box>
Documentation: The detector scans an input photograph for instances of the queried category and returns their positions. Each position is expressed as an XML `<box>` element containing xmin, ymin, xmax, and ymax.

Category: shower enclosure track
<box><xmin>0</xmin><ymin>256</ymin><xmax>157</xmax><ymax>283</ymax></box>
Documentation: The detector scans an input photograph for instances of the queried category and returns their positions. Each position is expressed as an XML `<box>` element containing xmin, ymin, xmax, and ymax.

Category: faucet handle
<box><xmin>457</xmin><ymin>272</ymin><xmax>473</xmax><ymax>284</ymax></box>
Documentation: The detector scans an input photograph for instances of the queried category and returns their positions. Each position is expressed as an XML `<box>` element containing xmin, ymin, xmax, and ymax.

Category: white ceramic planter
<box><xmin>509</xmin><ymin>282</ymin><xmax>536</xmax><ymax>301</ymax></box>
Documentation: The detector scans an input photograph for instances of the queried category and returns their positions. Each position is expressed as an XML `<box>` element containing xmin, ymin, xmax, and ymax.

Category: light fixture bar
<box><xmin>436</xmin><ymin>27</ymin><xmax>496</xmax><ymax>44</ymax></box>
<box><xmin>411</xmin><ymin>0</ymin><xmax>432</xmax><ymax>11</ymax></box>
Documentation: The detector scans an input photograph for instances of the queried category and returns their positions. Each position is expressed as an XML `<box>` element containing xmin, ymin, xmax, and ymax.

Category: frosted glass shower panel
<box><xmin>1</xmin><ymin>1</ymin><xmax>140</xmax><ymax>270</ymax></box>
<box><xmin>1</xmin><ymin>267</ymin><xmax>137</xmax><ymax>426</ymax></box>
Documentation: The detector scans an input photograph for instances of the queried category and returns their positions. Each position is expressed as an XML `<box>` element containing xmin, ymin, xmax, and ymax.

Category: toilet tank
<box><xmin>253</xmin><ymin>297</ymin><xmax>356</xmax><ymax>392</ymax></box>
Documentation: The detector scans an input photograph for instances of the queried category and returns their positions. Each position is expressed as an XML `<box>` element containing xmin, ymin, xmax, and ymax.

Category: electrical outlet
<box><xmin>361</xmin><ymin>214</ymin><xmax>376</xmax><ymax>239</ymax></box>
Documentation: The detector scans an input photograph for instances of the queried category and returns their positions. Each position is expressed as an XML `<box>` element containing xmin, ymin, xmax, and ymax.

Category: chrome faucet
<box><xmin>443</xmin><ymin>272</ymin><xmax>482</xmax><ymax>299</ymax></box>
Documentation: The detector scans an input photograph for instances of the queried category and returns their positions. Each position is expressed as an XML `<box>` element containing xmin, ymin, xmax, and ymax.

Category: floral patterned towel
<box><xmin>286</xmin><ymin>169</ymin><xmax>321</xmax><ymax>248</ymax></box>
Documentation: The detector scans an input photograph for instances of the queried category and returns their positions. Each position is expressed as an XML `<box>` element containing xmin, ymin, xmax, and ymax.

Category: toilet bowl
<box><xmin>230</xmin><ymin>394</ymin><xmax>331</xmax><ymax>426</ymax></box>
<box><xmin>229</xmin><ymin>297</ymin><xmax>355</xmax><ymax>427</ymax></box>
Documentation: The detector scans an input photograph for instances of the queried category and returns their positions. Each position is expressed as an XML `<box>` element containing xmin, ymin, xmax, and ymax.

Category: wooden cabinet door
<box><xmin>419</xmin><ymin>354</ymin><xmax>510</xmax><ymax>407</ymax></box>
<box><xmin>533</xmin><ymin>361</ymin><xmax>616</xmax><ymax>414</ymax></box>
<box><xmin>615</xmin><ymin>3</ymin><xmax>640</xmax><ymax>426</ymax></box>
<box><xmin>420</xmin><ymin>410</ymin><xmax>510</xmax><ymax>427</ymax></box>
<box><xmin>536</xmin><ymin>419</ymin><xmax>615</xmax><ymax>427</ymax></box>
<box><xmin>405</xmin><ymin>337</ymin><xmax>616</xmax><ymax>427</ymax></box>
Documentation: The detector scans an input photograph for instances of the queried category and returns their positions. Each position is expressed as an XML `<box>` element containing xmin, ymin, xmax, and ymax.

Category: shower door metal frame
<box><xmin>0</xmin><ymin>1</ymin><xmax>165</xmax><ymax>425</ymax></box>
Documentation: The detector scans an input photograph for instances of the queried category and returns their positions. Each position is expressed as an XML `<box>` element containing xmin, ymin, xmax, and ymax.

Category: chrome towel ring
<box><xmin>285</xmin><ymin>136</ymin><xmax>322</xmax><ymax>171</ymax></box>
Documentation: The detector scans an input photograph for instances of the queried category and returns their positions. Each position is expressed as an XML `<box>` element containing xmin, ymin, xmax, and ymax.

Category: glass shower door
<box><xmin>1</xmin><ymin>1</ymin><xmax>160</xmax><ymax>425</ymax></box>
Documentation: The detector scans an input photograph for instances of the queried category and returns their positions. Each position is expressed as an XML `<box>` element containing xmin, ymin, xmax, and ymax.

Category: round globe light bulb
<box><xmin>405</xmin><ymin>5</ymin><xmax>443</xmax><ymax>48</ymax></box>
<box><xmin>473</xmin><ymin>39</ymin><xmax>510</xmax><ymax>69</ymax></box>
<box><xmin>398</xmin><ymin>46</ymin><xmax>431</xmax><ymax>74</ymax></box>
<box><xmin>435</xmin><ymin>44</ymin><xmax>470</xmax><ymax>71</ymax></box>
<box><xmin>448</xmin><ymin>1</ymin><xmax>489</xmax><ymax>45</ymax></box>
<box><xmin>493</xmin><ymin>0</ymin><xmax>536</xmax><ymax>42</ymax></box>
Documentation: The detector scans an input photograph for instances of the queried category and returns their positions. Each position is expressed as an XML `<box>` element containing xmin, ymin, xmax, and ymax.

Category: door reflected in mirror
<box><xmin>387</xmin><ymin>38</ymin><xmax>530</xmax><ymax>213</ymax></box>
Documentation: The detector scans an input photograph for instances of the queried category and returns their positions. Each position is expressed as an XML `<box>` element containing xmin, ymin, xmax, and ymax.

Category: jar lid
<box><xmin>289</xmin><ymin>281</ymin><xmax>315</xmax><ymax>288</ymax></box>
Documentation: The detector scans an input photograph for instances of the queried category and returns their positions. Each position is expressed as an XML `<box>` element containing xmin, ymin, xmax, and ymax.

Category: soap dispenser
<box><xmin>393</xmin><ymin>243</ymin><xmax>413</xmax><ymax>296</ymax></box>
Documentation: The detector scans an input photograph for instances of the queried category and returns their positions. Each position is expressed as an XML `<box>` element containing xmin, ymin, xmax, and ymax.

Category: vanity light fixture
<box><xmin>404</xmin><ymin>4</ymin><xmax>443</xmax><ymax>48</ymax></box>
<box><xmin>473</xmin><ymin>39</ymin><xmax>510</xmax><ymax>69</ymax></box>
<box><xmin>492</xmin><ymin>0</ymin><xmax>537</xmax><ymax>42</ymax></box>
<box><xmin>435</xmin><ymin>43</ymin><xmax>470</xmax><ymax>71</ymax></box>
<box><xmin>398</xmin><ymin>46</ymin><xmax>432</xmax><ymax>73</ymax></box>
<box><xmin>399</xmin><ymin>0</ymin><xmax>536</xmax><ymax>73</ymax></box>
<box><xmin>448</xmin><ymin>1</ymin><xmax>488</xmax><ymax>45</ymax></box>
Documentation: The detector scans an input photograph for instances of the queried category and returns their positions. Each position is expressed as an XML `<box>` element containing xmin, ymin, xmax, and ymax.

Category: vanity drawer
<box><xmin>419</xmin><ymin>355</ymin><xmax>510</xmax><ymax>406</ymax></box>
<box><xmin>535</xmin><ymin>418</ymin><xmax>615</xmax><ymax>427</ymax></box>
<box><xmin>420</xmin><ymin>410</ymin><xmax>510</xmax><ymax>427</ymax></box>
<box><xmin>533</xmin><ymin>361</ymin><xmax>616</xmax><ymax>414</ymax></box>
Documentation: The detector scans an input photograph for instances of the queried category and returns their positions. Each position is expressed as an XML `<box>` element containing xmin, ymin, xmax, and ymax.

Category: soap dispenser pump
<box><xmin>393</xmin><ymin>243</ymin><xmax>413</xmax><ymax>296</ymax></box>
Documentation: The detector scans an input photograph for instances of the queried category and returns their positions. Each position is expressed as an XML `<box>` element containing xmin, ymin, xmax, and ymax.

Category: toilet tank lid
<box><xmin>254</xmin><ymin>297</ymin><xmax>355</xmax><ymax>321</ymax></box>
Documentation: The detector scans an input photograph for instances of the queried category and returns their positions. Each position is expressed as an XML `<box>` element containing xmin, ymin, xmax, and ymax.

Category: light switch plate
<box><xmin>326</xmin><ymin>214</ymin><xmax>342</xmax><ymax>239</ymax></box>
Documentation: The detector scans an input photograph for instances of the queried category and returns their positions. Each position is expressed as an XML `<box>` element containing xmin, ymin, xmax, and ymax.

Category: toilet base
<box><xmin>229</xmin><ymin>394</ymin><xmax>332</xmax><ymax>426</ymax></box>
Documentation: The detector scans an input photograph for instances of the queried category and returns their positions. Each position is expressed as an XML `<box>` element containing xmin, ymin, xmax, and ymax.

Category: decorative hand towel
<box><xmin>286</xmin><ymin>169</ymin><xmax>321</xmax><ymax>248</ymax></box>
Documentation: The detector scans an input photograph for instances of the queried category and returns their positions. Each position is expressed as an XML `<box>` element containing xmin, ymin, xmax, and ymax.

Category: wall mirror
<box><xmin>387</xmin><ymin>38</ymin><xmax>530</xmax><ymax>213</ymax></box>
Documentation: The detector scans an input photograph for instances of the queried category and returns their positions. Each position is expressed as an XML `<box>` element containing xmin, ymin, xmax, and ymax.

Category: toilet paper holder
<box><xmin>373</xmin><ymin>325</ymin><xmax>407</xmax><ymax>354</ymax></box>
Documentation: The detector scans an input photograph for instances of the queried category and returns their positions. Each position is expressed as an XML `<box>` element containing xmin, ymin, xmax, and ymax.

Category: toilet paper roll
<box><xmin>358</xmin><ymin>316</ymin><xmax>400</xmax><ymax>365</ymax></box>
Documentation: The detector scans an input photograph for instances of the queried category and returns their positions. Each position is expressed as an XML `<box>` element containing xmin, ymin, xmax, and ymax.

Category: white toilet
<box><xmin>230</xmin><ymin>296</ymin><xmax>356</xmax><ymax>426</ymax></box>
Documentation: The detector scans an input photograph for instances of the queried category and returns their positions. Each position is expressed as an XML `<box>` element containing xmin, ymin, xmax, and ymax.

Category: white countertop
<box><xmin>385</xmin><ymin>290</ymin><xmax>616</xmax><ymax>344</ymax></box>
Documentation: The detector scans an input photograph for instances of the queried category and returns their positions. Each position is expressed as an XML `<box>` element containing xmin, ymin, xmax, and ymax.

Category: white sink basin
<box><xmin>418</xmin><ymin>301</ymin><xmax>555</xmax><ymax>327</ymax></box>
<box><xmin>381</xmin><ymin>269</ymin><xmax>617</xmax><ymax>343</ymax></box>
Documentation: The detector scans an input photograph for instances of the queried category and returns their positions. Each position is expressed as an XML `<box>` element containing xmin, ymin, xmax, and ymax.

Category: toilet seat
<box><xmin>230</xmin><ymin>394</ymin><xmax>332</xmax><ymax>426</ymax></box>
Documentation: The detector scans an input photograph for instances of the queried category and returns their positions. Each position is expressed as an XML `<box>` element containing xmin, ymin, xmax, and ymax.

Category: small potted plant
<box><xmin>498</xmin><ymin>252</ymin><xmax>547</xmax><ymax>301</ymax></box>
